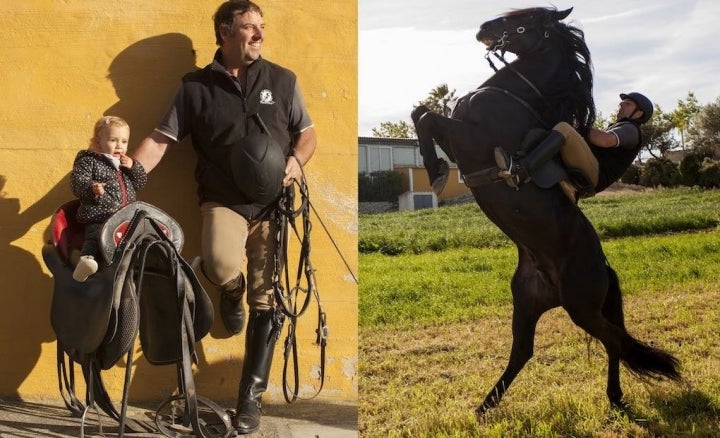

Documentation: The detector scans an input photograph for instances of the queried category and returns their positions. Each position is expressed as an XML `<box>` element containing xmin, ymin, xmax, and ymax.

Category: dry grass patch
<box><xmin>359</xmin><ymin>287</ymin><xmax>720</xmax><ymax>437</ymax></box>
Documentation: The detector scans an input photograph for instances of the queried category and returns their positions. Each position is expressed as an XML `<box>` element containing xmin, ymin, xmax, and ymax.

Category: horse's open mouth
<box><xmin>480</xmin><ymin>38</ymin><xmax>496</xmax><ymax>49</ymax></box>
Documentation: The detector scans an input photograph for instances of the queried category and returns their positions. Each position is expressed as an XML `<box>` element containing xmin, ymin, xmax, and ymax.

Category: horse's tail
<box><xmin>606</xmin><ymin>265</ymin><xmax>682</xmax><ymax>381</ymax></box>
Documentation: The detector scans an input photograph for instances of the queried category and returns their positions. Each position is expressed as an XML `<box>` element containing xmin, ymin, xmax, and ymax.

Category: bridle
<box><xmin>484</xmin><ymin>19</ymin><xmax>552</xmax><ymax>74</ymax></box>
<box><xmin>479</xmin><ymin>18</ymin><xmax>560</xmax><ymax>126</ymax></box>
<box><xmin>271</xmin><ymin>170</ymin><xmax>357</xmax><ymax>403</ymax></box>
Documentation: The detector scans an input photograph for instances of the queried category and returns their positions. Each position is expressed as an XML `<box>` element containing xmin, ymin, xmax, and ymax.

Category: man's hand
<box><xmin>283</xmin><ymin>155</ymin><xmax>302</xmax><ymax>187</ymax></box>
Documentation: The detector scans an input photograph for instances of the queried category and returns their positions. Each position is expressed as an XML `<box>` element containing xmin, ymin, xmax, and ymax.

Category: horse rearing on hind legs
<box><xmin>412</xmin><ymin>7</ymin><xmax>680</xmax><ymax>418</ymax></box>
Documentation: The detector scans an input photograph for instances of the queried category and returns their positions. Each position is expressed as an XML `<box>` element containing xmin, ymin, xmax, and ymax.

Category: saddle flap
<box><xmin>48</xmin><ymin>261</ymin><xmax>116</xmax><ymax>359</ymax></box>
<box><xmin>532</xmin><ymin>158</ymin><xmax>567</xmax><ymax>189</ymax></box>
<box><xmin>138</xmin><ymin>240</ymin><xmax>214</xmax><ymax>365</ymax></box>
<box><xmin>44</xmin><ymin>200</ymin><xmax>116</xmax><ymax>359</ymax></box>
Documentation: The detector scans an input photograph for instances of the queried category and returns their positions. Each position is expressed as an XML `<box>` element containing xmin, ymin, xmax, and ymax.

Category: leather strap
<box><xmin>475</xmin><ymin>86</ymin><xmax>550</xmax><ymax>129</ymax></box>
<box><xmin>463</xmin><ymin>166</ymin><xmax>505</xmax><ymax>188</ymax></box>
<box><xmin>273</xmin><ymin>178</ymin><xmax>328</xmax><ymax>403</ymax></box>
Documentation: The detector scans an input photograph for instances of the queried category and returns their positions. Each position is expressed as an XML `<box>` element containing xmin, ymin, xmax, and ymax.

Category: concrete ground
<box><xmin>0</xmin><ymin>397</ymin><xmax>357</xmax><ymax>437</ymax></box>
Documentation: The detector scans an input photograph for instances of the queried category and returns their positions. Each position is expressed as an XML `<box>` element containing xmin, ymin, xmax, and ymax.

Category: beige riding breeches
<box><xmin>553</xmin><ymin>121</ymin><xmax>599</xmax><ymax>187</ymax></box>
<box><xmin>200</xmin><ymin>202</ymin><xmax>278</xmax><ymax>311</ymax></box>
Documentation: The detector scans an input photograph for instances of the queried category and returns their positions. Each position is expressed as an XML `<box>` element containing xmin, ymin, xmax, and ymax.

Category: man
<box><xmin>132</xmin><ymin>1</ymin><xmax>316</xmax><ymax>434</ymax></box>
<box><xmin>495</xmin><ymin>92</ymin><xmax>653</xmax><ymax>193</ymax></box>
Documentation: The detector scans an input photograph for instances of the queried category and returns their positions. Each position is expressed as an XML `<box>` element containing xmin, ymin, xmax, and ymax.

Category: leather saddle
<box><xmin>43</xmin><ymin>200</ymin><xmax>230</xmax><ymax>437</ymax></box>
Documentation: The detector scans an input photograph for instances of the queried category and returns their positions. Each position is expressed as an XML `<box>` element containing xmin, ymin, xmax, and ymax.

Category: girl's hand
<box><xmin>119</xmin><ymin>153</ymin><xmax>134</xmax><ymax>169</ymax></box>
<box><xmin>91</xmin><ymin>182</ymin><xmax>106</xmax><ymax>197</ymax></box>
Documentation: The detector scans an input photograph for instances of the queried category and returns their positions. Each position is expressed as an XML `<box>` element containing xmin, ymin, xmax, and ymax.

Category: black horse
<box><xmin>411</xmin><ymin>7</ymin><xmax>680</xmax><ymax>418</ymax></box>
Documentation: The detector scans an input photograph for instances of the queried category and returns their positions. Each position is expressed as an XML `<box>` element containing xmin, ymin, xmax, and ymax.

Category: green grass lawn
<box><xmin>359</xmin><ymin>187</ymin><xmax>720</xmax><ymax>255</ymax></box>
<box><xmin>359</xmin><ymin>188</ymin><xmax>720</xmax><ymax>436</ymax></box>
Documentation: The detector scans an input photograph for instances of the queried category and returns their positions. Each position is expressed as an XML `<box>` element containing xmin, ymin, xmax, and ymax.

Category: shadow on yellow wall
<box><xmin>0</xmin><ymin>33</ymin><xmax>213</xmax><ymax>399</ymax></box>
<box><xmin>0</xmin><ymin>175</ymin><xmax>56</xmax><ymax>397</ymax></box>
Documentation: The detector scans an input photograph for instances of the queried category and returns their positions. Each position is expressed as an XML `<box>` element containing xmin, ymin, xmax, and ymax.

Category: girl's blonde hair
<box><xmin>89</xmin><ymin>115</ymin><xmax>130</xmax><ymax>149</ymax></box>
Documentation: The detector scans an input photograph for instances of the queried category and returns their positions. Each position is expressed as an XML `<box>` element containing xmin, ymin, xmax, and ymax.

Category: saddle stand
<box><xmin>43</xmin><ymin>200</ymin><xmax>232</xmax><ymax>438</ymax></box>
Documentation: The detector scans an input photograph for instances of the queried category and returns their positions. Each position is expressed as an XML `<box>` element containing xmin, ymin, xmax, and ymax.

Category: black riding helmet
<box><xmin>229</xmin><ymin>132</ymin><xmax>286</xmax><ymax>205</ymax></box>
<box><xmin>619</xmin><ymin>92</ymin><xmax>653</xmax><ymax>124</ymax></box>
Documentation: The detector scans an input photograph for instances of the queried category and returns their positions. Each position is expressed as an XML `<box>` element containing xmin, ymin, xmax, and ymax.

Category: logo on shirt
<box><xmin>259</xmin><ymin>89</ymin><xmax>275</xmax><ymax>105</ymax></box>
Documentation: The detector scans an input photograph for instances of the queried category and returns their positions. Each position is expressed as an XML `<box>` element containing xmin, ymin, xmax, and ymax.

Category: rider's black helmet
<box><xmin>619</xmin><ymin>92</ymin><xmax>653</xmax><ymax>124</ymax></box>
<box><xmin>230</xmin><ymin>132</ymin><xmax>286</xmax><ymax>205</ymax></box>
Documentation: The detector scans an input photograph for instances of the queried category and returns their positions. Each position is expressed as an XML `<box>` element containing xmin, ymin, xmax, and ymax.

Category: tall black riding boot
<box><xmin>495</xmin><ymin>130</ymin><xmax>566</xmax><ymax>188</ymax></box>
<box><xmin>232</xmin><ymin>309</ymin><xmax>282</xmax><ymax>434</ymax></box>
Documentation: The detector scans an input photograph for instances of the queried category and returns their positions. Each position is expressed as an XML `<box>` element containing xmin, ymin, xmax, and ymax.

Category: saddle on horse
<box><xmin>464</xmin><ymin>128</ymin><xmax>596</xmax><ymax>203</ymax></box>
<box><xmin>516</xmin><ymin>129</ymin><xmax>597</xmax><ymax>202</ymax></box>
<box><xmin>43</xmin><ymin>200</ymin><xmax>232</xmax><ymax>437</ymax></box>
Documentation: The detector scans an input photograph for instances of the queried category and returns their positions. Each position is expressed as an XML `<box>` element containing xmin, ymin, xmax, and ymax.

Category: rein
<box><xmin>273</xmin><ymin>174</ymin><xmax>331</xmax><ymax>403</ymax></box>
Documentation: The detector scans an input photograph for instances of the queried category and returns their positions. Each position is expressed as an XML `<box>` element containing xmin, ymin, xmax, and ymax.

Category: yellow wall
<box><xmin>0</xmin><ymin>1</ymin><xmax>357</xmax><ymax>404</ymax></box>
<box><xmin>396</xmin><ymin>167</ymin><xmax>470</xmax><ymax>201</ymax></box>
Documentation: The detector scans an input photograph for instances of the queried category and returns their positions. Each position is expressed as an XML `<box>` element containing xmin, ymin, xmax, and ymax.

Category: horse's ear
<box><xmin>553</xmin><ymin>7</ymin><xmax>573</xmax><ymax>21</ymax></box>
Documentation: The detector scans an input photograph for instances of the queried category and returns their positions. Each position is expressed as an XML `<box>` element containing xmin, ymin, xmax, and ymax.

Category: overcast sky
<box><xmin>359</xmin><ymin>0</ymin><xmax>720</xmax><ymax>135</ymax></box>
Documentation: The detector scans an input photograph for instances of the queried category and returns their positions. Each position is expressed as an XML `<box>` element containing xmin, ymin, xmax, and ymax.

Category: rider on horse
<box><xmin>495</xmin><ymin>92</ymin><xmax>653</xmax><ymax>194</ymax></box>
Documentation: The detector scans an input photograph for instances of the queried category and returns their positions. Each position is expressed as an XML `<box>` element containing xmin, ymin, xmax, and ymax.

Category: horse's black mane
<box><xmin>505</xmin><ymin>7</ymin><xmax>596</xmax><ymax>133</ymax></box>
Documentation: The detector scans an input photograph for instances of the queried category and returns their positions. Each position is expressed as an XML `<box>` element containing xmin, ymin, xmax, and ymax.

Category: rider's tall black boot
<box><xmin>495</xmin><ymin>130</ymin><xmax>566</xmax><ymax>188</ymax></box>
<box><xmin>232</xmin><ymin>308</ymin><xmax>282</xmax><ymax>435</ymax></box>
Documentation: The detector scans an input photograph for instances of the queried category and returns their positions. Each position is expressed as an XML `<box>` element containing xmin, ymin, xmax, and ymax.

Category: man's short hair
<box><xmin>213</xmin><ymin>0</ymin><xmax>263</xmax><ymax>45</ymax></box>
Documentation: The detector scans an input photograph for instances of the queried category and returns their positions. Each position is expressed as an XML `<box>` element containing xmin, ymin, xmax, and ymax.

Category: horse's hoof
<box><xmin>611</xmin><ymin>399</ymin><xmax>631</xmax><ymax>413</ymax></box>
<box><xmin>474</xmin><ymin>403</ymin><xmax>491</xmax><ymax>422</ymax></box>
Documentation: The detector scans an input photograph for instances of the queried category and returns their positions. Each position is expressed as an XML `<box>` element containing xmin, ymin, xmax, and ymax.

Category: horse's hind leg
<box><xmin>561</xmin><ymin>262</ymin><xmax>629</xmax><ymax>407</ymax></box>
<box><xmin>477</xmin><ymin>248</ymin><xmax>556</xmax><ymax>417</ymax></box>
<box><xmin>601</xmin><ymin>265</ymin><xmax>626</xmax><ymax>408</ymax></box>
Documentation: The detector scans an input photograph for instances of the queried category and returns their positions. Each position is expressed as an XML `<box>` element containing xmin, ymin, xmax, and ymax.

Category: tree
<box><xmin>371</xmin><ymin>120</ymin><xmax>415</xmax><ymax>138</ymax></box>
<box><xmin>593</xmin><ymin>110</ymin><xmax>611</xmax><ymax>129</ymax></box>
<box><xmin>667</xmin><ymin>92</ymin><xmax>701</xmax><ymax>149</ymax></box>
<box><xmin>370</xmin><ymin>83</ymin><xmax>458</xmax><ymax>138</ymax></box>
<box><xmin>640</xmin><ymin>104</ymin><xmax>677</xmax><ymax>160</ymax></box>
<box><xmin>687</xmin><ymin>96</ymin><xmax>720</xmax><ymax>151</ymax></box>
<box><xmin>416</xmin><ymin>83</ymin><xmax>457</xmax><ymax>116</ymax></box>
<box><xmin>358</xmin><ymin>170</ymin><xmax>404</xmax><ymax>202</ymax></box>
<box><xmin>698</xmin><ymin>158</ymin><xmax>720</xmax><ymax>188</ymax></box>
<box><xmin>678</xmin><ymin>149</ymin><xmax>713</xmax><ymax>186</ymax></box>
<box><xmin>639</xmin><ymin>157</ymin><xmax>681</xmax><ymax>187</ymax></box>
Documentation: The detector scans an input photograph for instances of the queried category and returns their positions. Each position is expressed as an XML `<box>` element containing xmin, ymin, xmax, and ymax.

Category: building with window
<box><xmin>358</xmin><ymin>136</ymin><xmax>471</xmax><ymax>204</ymax></box>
